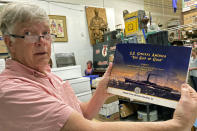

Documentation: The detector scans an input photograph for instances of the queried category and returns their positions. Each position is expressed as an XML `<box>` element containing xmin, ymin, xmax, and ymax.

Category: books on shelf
<box><xmin>108</xmin><ymin>43</ymin><xmax>192</xmax><ymax>108</ymax></box>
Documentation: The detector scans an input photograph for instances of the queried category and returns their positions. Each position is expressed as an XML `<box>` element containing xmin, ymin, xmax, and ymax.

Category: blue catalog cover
<box><xmin>108</xmin><ymin>43</ymin><xmax>192</xmax><ymax>108</ymax></box>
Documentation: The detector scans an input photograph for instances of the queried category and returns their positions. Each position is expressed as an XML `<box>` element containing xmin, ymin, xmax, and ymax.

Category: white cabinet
<box><xmin>76</xmin><ymin>91</ymin><xmax>92</xmax><ymax>102</ymax></box>
<box><xmin>68</xmin><ymin>77</ymin><xmax>91</xmax><ymax>94</ymax></box>
<box><xmin>52</xmin><ymin>66</ymin><xmax>92</xmax><ymax>102</ymax></box>
<box><xmin>51</xmin><ymin>65</ymin><xmax>82</xmax><ymax>80</ymax></box>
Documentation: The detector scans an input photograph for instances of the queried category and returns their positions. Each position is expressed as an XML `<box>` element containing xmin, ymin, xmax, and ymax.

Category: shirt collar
<box><xmin>5</xmin><ymin>59</ymin><xmax>51</xmax><ymax>78</ymax></box>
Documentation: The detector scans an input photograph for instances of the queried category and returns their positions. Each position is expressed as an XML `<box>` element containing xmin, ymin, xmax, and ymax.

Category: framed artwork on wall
<box><xmin>0</xmin><ymin>33</ymin><xmax>8</xmax><ymax>55</ymax></box>
<box><xmin>85</xmin><ymin>6</ymin><xmax>108</xmax><ymax>45</ymax></box>
<box><xmin>49</xmin><ymin>15</ymin><xmax>68</xmax><ymax>42</ymax></box>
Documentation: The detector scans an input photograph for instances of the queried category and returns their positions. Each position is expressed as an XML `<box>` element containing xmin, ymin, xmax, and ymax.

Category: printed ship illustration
<box><xmin>109</xmin><ymin>73</ymin><xmax>181</xmax><ymax>101</ymax></box>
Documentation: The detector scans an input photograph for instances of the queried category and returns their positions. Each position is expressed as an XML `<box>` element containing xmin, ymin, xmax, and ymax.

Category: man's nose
<box><xmin>35</xmin><ymin>36</ymin><xmax>47</xmax><ymax>46</ymax></box>
<box><xmin>38</xmin><ymin>36</ymin><xmax>45</xmax><ymax>41</ymax></box>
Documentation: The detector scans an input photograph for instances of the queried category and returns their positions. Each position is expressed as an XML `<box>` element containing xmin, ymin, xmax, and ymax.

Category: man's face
<box><xmin>7</xmin><ymin>21</ymin><xmax>51</xmax><ymax>72</ymax></box>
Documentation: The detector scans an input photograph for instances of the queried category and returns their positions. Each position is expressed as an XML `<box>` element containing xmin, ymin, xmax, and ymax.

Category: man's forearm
<box><xmin>91</xmin><ymin>119</ymin><xmax>187</xmax><ymax>131</ymax></box>
<box><xmin>80</xmin><ymin>89</ymin><xmax>108</xmax><ymax>120</ymax></box>
<box><xmin>62</xmin><ymin>111</ymin><xmax>189</xmax><ymax>131</ymax></box>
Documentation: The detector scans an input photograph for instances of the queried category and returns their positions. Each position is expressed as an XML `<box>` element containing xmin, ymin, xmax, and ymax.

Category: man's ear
<box><xmin>3</xmin><ymin>35</ymin><xmax>15</xmax><ymax>54</ymax></box>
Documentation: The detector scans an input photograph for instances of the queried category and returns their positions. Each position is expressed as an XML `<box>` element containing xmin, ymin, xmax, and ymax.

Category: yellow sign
<box><xmin>124</xmin><ymin>11</ymin><xmax>138</xmax><ymax>21</ymax></box>
<box><xmin>125</xmin><ymin>18</ymin><xmax>138</xmax><ymax>37</ymax></box>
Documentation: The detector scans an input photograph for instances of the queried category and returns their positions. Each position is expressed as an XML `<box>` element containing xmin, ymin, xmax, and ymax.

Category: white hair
<box><xmin>0</xmin><ymin>2</ymin><xmax>49</xmax><ymax>35</ymax></box>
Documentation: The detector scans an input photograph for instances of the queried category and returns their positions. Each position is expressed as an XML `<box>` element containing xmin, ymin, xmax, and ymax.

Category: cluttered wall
<box><xmin>0</xmin><ymin>0</ymin><xmax>181</xmax><ymax>75</ymax></box>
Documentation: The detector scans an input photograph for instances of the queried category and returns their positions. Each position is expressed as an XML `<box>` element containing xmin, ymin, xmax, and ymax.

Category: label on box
<box><xmin>125</xmin><ymin>18</ymin><xmax>138</xmax><ymax>37</ymax></box>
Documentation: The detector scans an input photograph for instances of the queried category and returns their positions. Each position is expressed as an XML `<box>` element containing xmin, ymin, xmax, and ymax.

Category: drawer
<box><xmin>76</xmin><ymin>91</ymin><xmax>92</xmax><ymax>102</ymax></box>
<box><xmin>68</xmin><ymin>77</ymin><xmax>91</xmax><ymax>94</ymax></box>
<box><xmin>52</xmin><ymin>65</ymin><xmax>82</xmax><ymax>80</ymax></box>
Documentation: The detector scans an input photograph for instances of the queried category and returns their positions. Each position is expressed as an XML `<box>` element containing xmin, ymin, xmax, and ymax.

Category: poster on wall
<box><xmin>0</xmin><ymin>39</ymin><xmax>7</xmax><ymax>54</ymax></box>
<box><xmin>0</xmin><ymin>32</ymin><xmax>8</xmax><ymax>53</ymax></box>
<box><xmin>85</xmin><ymin>6</ymin><xmax>108</xmax><ymax>45</ymax></box>
<box><xmin>0</xmin><ymin>35</ymin><xmax>9</xmax><ymax>59</ymax></box>
<box><xmin>49</xmin><ymin>15</ymin><xmax>68</xmax><ymax>42</ymax></box>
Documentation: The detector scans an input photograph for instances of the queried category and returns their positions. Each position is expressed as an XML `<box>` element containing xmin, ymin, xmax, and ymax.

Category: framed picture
<box><xmin>85</xmin><ymin>7</ymin><xmax>108</xmax><ymax>45</ymax></box>
<box><xmin>49</xmin><ymin>15</ymin><xmax>68</xmax><ymax>42</ymax></box>
<box><xmin>0</xmin><ymin>34</ymin><xmax>8</xmax><ymax>54</ymax></box>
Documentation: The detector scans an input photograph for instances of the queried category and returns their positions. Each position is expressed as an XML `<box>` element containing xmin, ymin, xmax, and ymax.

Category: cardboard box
<box><xmin>137</xmin><ymin>110</ymin><xmax>158</xmax><ymax>122</ymax></box>
<box><xmin>119</xmin><ymin>103</ymin><xmax>136</xmax><ymax>118</ymax></box>
<box><xmin>118</xmin><ymin>96</ymin><xmax>130</xmax><ymax>101</ymax></box>
<box><xmin>99</xmin><ymin>96</ymin><xmax>119</xmax><ymax>116</ymax></box>
<box><xmin>95</xmin><ymin>112</ymin><xmax>120</xmax><ymax>122</ymax></box>
<box><xmin>104</xmin><ymin>95</ymin><xmax>119</xmax><ymax>104</ymax></box>
<box><xmin>102</xmin><ymin>100</ymin><xmax>119</xmax><ymax>108</ymax></box>
<box><xmin>99</xmin><ymin>102</ymin><xmax>119</xmax><ymax>116</ymax></box>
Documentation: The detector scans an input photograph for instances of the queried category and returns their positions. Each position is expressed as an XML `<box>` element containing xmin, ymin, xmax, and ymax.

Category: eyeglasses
<box><xmin>9</xmin><ymin>34</ymin><xmax>56</xmax><ymax>43</ymax></box>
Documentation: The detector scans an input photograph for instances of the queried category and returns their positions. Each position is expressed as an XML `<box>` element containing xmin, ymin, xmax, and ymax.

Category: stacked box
<box><xmin>99</xmin><ymin>101</ymin><xmax>119</xmax><ymax>116</ymax></box>
<box><xmin>119</xmin><ymin>103</ymin><xmax>136</xmax><ymax>118</ymax></box>
<box><xmin>95</xmin><ymin>112</ymin><xmax>120</xmax><ymax>121</ymax></box>
<box><xmin>104</xmin><ymin>95</ymin><xmax>119</xmax><ymax>104</ymax></box>
<box><xmin>98</xmin><ymin>95</ymin><xmax>120</xmax><ymax>121</ymax></box>
<box><xmin>137</xmin><ymin>110</ymin><xmax>158</xmax><ymax>122</ymax></box>
<box><xmin>124</xmin><ymin>10</ymin><xmax>145</xmax><ymax>37</ymax></box>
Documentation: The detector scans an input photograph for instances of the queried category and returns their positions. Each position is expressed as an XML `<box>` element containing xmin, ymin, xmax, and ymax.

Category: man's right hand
<box><xmin>173</xmin><ymin>84</ymin><xmax>197</xmax><ymax>130</ymax></box>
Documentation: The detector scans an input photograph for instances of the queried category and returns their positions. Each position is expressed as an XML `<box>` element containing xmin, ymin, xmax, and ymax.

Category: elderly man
<box><xmin>0</xmin><ymin>2</ymin><xmax>197</xmax><ymax>131</ymax></box>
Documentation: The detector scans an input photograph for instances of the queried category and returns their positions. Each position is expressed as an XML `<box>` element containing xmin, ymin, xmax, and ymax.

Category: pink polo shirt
<box><xmin>0</xmin><ymin>59</ymin><xmax>82</xmax><ymax>131</ymax></box>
